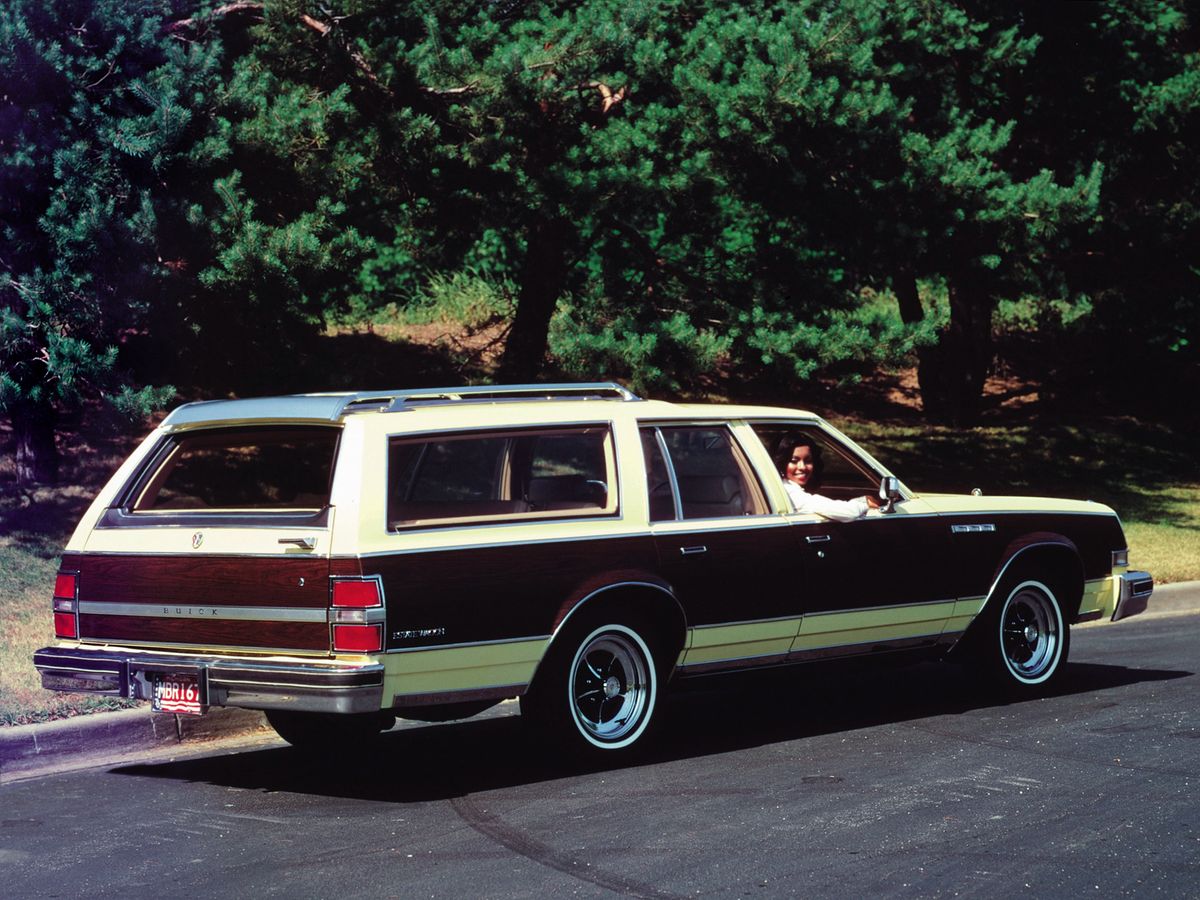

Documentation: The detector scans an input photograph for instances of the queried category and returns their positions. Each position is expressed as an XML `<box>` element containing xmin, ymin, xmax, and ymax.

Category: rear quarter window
<box><xmin>388</xmin><ymin>426</ymin><xmax>616</xmax><ymax>529</ymax></box>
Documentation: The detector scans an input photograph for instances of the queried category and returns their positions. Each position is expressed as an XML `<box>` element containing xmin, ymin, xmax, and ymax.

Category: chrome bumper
<box><xmin>1113</xmin><ymin>570</ymin><xmax>1154</xmax><ymax>621</ymax></box>
<box><xmin>33</xmin><ymin>646</ymin><xmax>385</xmax><ymax>715</ymax></box>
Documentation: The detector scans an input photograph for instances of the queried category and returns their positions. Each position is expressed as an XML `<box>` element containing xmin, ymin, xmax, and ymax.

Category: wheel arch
<box><xmin>526</xmin><ymin>579</ymin><xmax>687</xmax><ymax>692</ymax></box>
<box><xmin>985</xmin><ymin>536</ymin><xmax>1086</xmax><ymax>622</ymax></box>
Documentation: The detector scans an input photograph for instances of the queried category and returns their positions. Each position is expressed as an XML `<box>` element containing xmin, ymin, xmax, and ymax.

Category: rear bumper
<box><xmin>33</xmin><ymin>646</ymin><xmax>385</xmax><ymax>715</ymax></box>
<box><xmin>1112</xmin><ymin>570</ymin><xmax>1154</xmax><ymax>621</ymax></box>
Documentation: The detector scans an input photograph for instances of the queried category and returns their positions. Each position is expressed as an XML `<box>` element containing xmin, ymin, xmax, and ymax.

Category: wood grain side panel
<box><xmin>369</xmin><ymin>536</ymin><xmax>660</xmax><ymax>650</ymax></box>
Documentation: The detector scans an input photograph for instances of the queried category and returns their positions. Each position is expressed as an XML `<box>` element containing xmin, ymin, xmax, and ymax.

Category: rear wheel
<box><xmin>523</xmin><ymin>613</ymin><xmax>661</xmax><ymax>756</ymax></box>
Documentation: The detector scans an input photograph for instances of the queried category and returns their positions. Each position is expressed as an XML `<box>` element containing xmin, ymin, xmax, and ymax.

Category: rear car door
<box><xmin>641</xmin><ymin>423</ymin><xmax>800</xmax><ymax>673</ymax></box>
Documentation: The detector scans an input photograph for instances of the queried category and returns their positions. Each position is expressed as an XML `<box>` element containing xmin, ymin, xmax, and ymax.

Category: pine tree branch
<box><xmin>167</xmin><ymin>1</ymin><xmax>264</xmax><ymax>34</ymax></box>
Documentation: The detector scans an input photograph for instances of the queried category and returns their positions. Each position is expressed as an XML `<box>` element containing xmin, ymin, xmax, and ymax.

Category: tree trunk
<box><xmin>909</xmin><ymin>270</ymin><xmax>995</xmax><ymax>424</ymax></box>
<box><xmin>10</xmin><ymin>401</ymin><xmax>59</xmax><ymax>486</ymax></box>
<box><xmin>499</xmin><ymin>218</ymin><xmax>570</xmax><ymax>382</ymax></box>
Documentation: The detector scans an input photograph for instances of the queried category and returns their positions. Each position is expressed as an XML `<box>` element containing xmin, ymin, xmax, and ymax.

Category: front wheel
<box><xmin>523</xmin><ymin>616</ymin><xmax>660</xmax><ymax>756</ymax></box>
<box><xmin>978</xmin><ymin>579</ymin><xmax>1070</xmax><ymax>693</ymax></box>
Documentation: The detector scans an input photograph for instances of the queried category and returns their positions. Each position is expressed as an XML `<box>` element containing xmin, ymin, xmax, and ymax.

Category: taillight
<box><xmin>330</xmin><ymin>576</ymin><xmax>384</xmax><ymax>652</ymax></box>
<box><xmin>331</xmin><ymin>579</ymin><xmax>381</xmax><ymax>608</ymax></box>
<box><xmin>53</xmin><ymin>572</ymin><xmax>78</xmax><ymax>639</ymax></box>
<box><xmin>332</xmin><ymin>624</ymin><xmax>383</xmax><ymax>653</ymax></box>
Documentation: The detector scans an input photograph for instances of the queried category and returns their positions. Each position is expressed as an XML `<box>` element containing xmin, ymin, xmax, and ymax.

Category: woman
<box><xmin>781</xmin><ymin>440</ymin><xmax>879</xmax><ymax>522</ymax></box>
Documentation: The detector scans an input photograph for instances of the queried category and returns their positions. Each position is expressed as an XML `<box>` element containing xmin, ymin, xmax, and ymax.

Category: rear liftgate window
<box><xmin>128</xmin><ymin>427</ymin><xmax>340</xmax><ymax>513</ymax></box>
<box><xmin>388</xmin><ymin>426</ymin><xmax>617</xmax><ymax>529</ymax></box>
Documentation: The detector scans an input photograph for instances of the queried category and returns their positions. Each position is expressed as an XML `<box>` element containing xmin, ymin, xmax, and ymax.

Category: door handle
<box><xmin>278</xmin><ymin>537</ymin><xmax>317</xmax><ymax>550</ymax></box>
<box><xmin>679</xmin><ymin>545</ymin><xmax>708</xmax><ymax>556</ymax></box>
<box><xmin>805</xmin><ymin>534</ymin><xmax>831</xmax><ymax>544</ymax></box>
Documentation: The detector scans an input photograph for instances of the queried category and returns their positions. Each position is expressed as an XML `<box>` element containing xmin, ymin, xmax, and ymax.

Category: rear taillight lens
<box><xmin>332</xmin><ymin>624</ymin><xmax>383</xmax><ymax>653</ymax></box>
<box><xmin>329</xmin><ymin>577</ymin><xmax>384</xmax><ymax>653</ymax></box>
<box><xmin>53</xmin><ymin>572</ymin><xmax>78</xmax><ymax>638</ymax></box>
<box><xmin>331</xmin><ymin>578</ymin><xmax>382</xmax><ymax>608</ymax></box>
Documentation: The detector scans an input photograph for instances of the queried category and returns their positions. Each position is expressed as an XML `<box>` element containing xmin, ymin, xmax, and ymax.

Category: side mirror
<box><xmin>879</xmin><ymin>476</ymin><xmax>902</xmax><ymax>514</ymax></box>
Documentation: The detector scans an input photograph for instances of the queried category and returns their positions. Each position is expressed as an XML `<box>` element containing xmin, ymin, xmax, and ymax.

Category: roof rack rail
<box><xmin>335</xmin><ymin>382</ymin><xmax>641</xmax><ymax>417</ymax></box>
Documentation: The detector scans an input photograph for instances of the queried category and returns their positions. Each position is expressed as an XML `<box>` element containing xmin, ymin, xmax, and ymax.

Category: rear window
<box><xmin>127</xmin><ymin>427</ymin><xmax>340</xmax><ymax>512</ymax></box>
<box><xmin>388</xmin><ymin>426</ymin><xmax>616</xmax><ymax>529</ymax></box>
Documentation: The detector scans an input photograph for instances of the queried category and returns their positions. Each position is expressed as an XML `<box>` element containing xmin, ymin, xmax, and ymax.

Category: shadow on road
<box><xmin>113</xmin><ymin>658</ymin><xmax>1190</xmax><ymax>802</ymax></box>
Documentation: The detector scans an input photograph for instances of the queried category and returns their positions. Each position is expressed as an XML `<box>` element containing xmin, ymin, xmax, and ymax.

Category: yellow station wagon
<box><xmin>35</xmin><ymin>383</ymin><xmax>1153</xmax><ymax>755</ymax></box>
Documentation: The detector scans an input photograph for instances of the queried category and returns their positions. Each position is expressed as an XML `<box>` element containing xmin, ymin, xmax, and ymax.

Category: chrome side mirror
<box><xmin>879</xmin><ymin>476</ymin><xmax>902</xmax><ymax>514</ymax></box>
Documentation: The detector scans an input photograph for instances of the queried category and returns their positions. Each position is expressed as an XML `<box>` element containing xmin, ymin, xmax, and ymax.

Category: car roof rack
<box><xmin>336</xmin><ymin>382</ymin><xmax>642</xmax><ymax>416</ymax></box>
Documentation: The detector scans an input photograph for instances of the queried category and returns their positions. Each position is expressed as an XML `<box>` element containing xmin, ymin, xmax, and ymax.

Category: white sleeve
<box><xmin>783</xmin><ymin>481</ymin><xmax>869</xmax><ymax>523</ymax></box>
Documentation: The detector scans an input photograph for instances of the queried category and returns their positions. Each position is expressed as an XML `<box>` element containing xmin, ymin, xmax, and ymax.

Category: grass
<box><xmin>2</xmin><ymin>367</ymin><xmax>1196</xmax><ymax>724</ymax></box>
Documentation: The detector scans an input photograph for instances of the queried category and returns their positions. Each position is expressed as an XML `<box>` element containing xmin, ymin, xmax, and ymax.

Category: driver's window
<box><xmin>750</xmin><ymin>424</ymin><xmax>878</xmax><ymax>501</ymax></box>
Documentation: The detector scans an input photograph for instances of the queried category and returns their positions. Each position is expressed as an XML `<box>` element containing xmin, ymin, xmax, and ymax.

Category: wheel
<box><xmin>977</xmin><ymin>578</ymin><xmax>1070</xmax><ymax>692</ymax></box>
<box><xmin>265</xmin><ymin>709</ymin><xmax>395</xmax><ymax>750</ymax></box>
<box><xmin>522</xmin><ymin>613</ymin><xmax>661</xmax><ymax>756</ymax></box>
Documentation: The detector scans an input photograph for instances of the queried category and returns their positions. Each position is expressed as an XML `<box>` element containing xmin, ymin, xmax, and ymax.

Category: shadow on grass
<box><xmin>112</xmin><ymin>658</ymin><xmax>1189</xmax><ymax>804</ymax></box>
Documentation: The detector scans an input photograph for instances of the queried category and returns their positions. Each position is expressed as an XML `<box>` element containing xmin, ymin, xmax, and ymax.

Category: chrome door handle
<box><xmin>278</xmin><ymin>537</ymin><xmax>317</xmax><ymax>550</ymax></box>
<box><xmin>679</xmin><ymin>545</ymin><xmax>708</xmax><ymax>556</ymax></box>
<box><xmin>805</xmin><ymin>534</ymin><xmax>831</xmax><ymax>544</ymax></box>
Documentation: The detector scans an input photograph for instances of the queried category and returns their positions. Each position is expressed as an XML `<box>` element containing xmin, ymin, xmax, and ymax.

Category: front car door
<box><xmin>748</xmin><ymin>421</ymin><xmax>957</xmax><ymax>662</ymax></box>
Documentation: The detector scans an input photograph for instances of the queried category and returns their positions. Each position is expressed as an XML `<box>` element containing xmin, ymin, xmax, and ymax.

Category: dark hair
<box><xmin>777</xmin><ymin>437</ymin><xmax>824</xmax><ymax>488</ymax></box>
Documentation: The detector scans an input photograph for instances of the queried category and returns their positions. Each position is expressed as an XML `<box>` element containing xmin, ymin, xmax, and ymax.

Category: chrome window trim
<box><xmin>385</xmin><ymin>421</ymin><xmax>620</xmax><ymax>533</ymax></box>
<box><xmin>642</xmin><ymin>421</ymin><xmax>775</xmax><ymax>522</ymax></box>
<box><xmin>356</xmin><ymin>527</ymin><xmax>651</xmax><ymax>558</ymax></box>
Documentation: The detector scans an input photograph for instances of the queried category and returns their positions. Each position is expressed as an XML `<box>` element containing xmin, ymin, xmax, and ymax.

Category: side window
<box><xmin>645</xmin><ymin>425</ymin><xmax>768</xmax><ymax>520</ymax></box>
<box><xmin>388</xmin><ymin>426</ymin><xmax>615</xmax><ymax>529</ymax></box>
<box><xmin>750</xmin><ymin>424</ymin><xmax>878</xmax><ymax>500</ymax></box>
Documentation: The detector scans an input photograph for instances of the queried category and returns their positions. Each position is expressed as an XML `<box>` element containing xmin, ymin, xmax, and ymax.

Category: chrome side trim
<box><xmin>391</xmin><ymin>684</ymin><xmax>524</xmax><ymax>706</ymax></box>
<box><xmin>675</xmin><ymin>651</ymin><xmax>791</xmax><ymax>675</ymax></box>
<box><xmin>802</xmin><ymin>597</ymin><xmax>958</xmax><ymax>618</ymax></box>
<box><xmin>78</xmin><ymin>601</ymin><xmax>329</xmax><ymax>623</ymax></box>
<box><xmin>386</xmin><ymin>634</ymin><xmax>551</xmax><ymax>655</ymax></box>
<box><xmin>951</xmin><ymin>523</ymin><xmax>996</xmax><ymax>534</ymax></box>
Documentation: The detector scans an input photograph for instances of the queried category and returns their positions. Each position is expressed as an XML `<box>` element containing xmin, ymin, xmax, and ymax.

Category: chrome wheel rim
<box><xmin>1001</xmin><ymin>585</ymin><xmax>1061</xmax><ymax>682</ymax></box>
<box><xmin>569</xmin><ymin>628</ymin><xmax>652</xmax><ymax>746</ymax></box>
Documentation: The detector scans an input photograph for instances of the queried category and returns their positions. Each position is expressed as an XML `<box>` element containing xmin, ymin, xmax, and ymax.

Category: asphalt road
<box><xmin>2</xmin><ymin>612</ymin><xmax>1197</xmax><ymax>899</ymax></box>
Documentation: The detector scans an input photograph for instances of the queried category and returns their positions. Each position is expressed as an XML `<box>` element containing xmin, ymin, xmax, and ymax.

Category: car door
<box><xmin>641</xmin><ymin>424</ymin><xmax>800</xmax><ymax>674</ymax></box>
<box><xmin>748</xmin><ymin>422</ymin><xmax>956</xmax><ymax>662</ymax></box>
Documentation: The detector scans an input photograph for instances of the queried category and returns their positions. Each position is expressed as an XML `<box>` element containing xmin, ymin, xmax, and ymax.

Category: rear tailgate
<box><xmin>67</xmin><ymin>536</ymin><xmax>336</xmax><ymax>655</ymax></box>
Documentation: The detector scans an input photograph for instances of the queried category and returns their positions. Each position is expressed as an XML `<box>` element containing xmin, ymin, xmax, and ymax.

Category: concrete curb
<box><xmin>0</xmin><ymin>706</ymin><xmax>271</xmax><ymax>782</ymax></box>
<box><xmin>3</xmin><ymin>582</ymin><xmax>1198</xmax><ymax>782</ymax></box>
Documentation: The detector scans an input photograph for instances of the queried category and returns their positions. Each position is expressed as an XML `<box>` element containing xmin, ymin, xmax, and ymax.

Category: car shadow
<box><xmin>112</xmin><ymin>659</ymin><xmax>1190</xmax><ymax>802</ymax></box>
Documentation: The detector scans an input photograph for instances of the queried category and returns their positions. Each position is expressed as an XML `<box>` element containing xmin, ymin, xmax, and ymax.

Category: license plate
<box><xmin>151</xmin><ymin>674</ymin><xmax>205</xmax><ymax>715</ymax></box>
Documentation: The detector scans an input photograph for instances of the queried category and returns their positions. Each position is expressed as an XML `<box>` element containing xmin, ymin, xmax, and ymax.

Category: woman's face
<box><xmin>785</xmin><ymin>444</ymin><xmax>815</xmax><ymax>488</ymax></box>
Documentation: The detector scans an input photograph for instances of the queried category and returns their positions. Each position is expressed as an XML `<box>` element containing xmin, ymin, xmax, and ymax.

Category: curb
<box><xmin>3</xmin><ymin>583</ymin><xmax>1198</xmax><ymax>782</ymax></box>
<box><xmin>0</xmin><ymin>706</ymin><xmax>271</xmax><ymax>783</ymax></box>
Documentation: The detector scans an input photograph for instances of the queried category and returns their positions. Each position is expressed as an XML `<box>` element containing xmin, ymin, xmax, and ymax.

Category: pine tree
<box><xmin>0</xmin><ymin>0</ymin><xmax>220</xmax><ymax>483</ymax></box>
